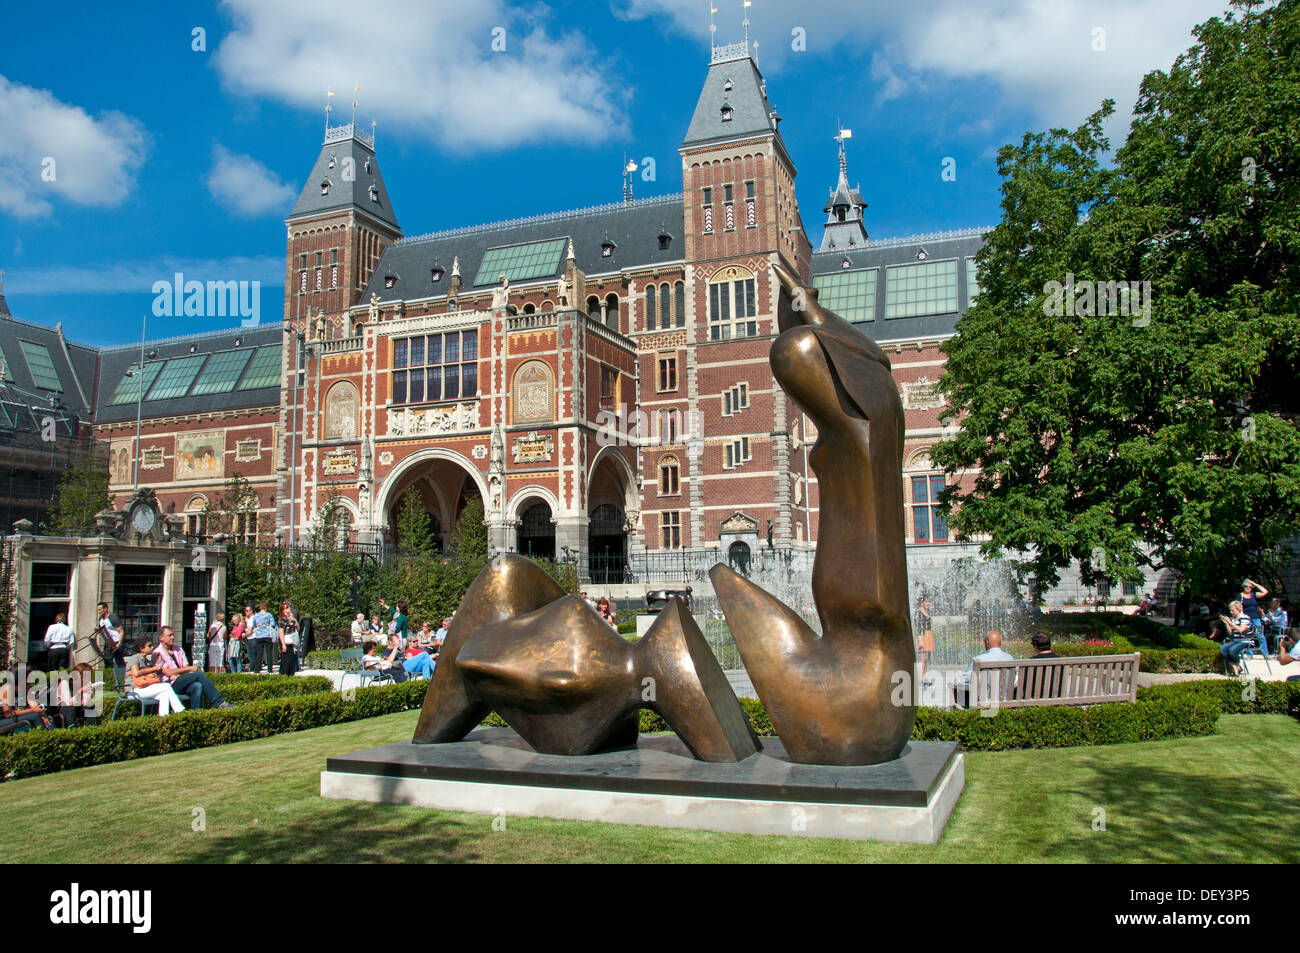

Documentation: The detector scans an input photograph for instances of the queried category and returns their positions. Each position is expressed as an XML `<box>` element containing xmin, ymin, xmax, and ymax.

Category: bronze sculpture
<box><xmin>412</xmin><ymin>262</ymin><xmax>912</xmax><ymax>767</ymax></box>
<box><xmin>412</xmin><ymin>555</ymin><xmax>759</xmax><ymax>762</ymax></box>
<box><xmin>710</xmin><ymin>263</ymin><xmax>914</xmax><ymax>765</ymax></box>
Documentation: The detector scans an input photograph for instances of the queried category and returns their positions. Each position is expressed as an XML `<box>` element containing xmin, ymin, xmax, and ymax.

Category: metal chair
<box><xmin>1239</xmin><ymin>622</ymin><xmax>1272</xmax><ymax>674</ymax></box>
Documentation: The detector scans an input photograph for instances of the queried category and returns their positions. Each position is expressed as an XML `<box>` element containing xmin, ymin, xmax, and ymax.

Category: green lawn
<box><xmin>3</xmin><ymin>712</ymin><xmax>1296</xmax><ymax>863</ymax></box>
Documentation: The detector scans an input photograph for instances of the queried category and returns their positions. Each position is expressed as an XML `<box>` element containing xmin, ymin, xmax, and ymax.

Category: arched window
<box><xmin>905</xmin><ymin>450</ymin><xmax>948</xmax><ymax>544</ymax></box>
<box><xmin>540</xmin><ymin>299</ymin><xmax>554</xmax><ymax>312</ymax></box>
<box><xmin>658</xmin><ymin>454</ymin><xmax>680</xmax><ymax>496</ymax></box>
<box><xmin>586</xmin><ymin>295</ymin><xmax>601</xmax><ymax>318</ymax></box>
<box><xmin>604</xmin><ymin>293</ymin><xmax>619</xmax><ymax>331</ymax></box>
<box><xmin>674</xmin><ymin>281</ymin><xmax>686</xmax><ymax>327</ymax></box>
<box><xmin>522</xmin><ymin>303</ymin><xmax>536</xmax><ymax>315</ymax></box>
<box><xmin>660</xmin><ymin>283</ymin><xmax>671</xmax><ymax>329</ymax></box>
<box><xmin>645</xmin><ymin>284</ymin><xmax>657</xmax><ymax>330</ymax></box>
<box><xmin>708</xmin><ymin>265</ymin><xmax>757</xmax><ymax>340</ymax></box>
<box><xmin>185</xmin><ymin>495</ymin><xmax>208</xmax><ymax>539</ymax></box>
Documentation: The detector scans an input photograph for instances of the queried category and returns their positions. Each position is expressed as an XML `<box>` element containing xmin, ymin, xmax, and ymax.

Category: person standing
<box><xmin>206</xmin><ymin>613</ymin><xmax>227</xmax><ymax>673</ymax></box>
<box><xmin>278</xmin><ymin>601</ymin><xmax>300</xmax><ymax>676</ymax></box>
<box><xmin>226</xmin><ymin>613</ymin><xmax>246</xmax><ymax>673</ymax></box>
<box><xmin>43</xmin><ymin>612</ymin><xmax>75</xmax><ymax>671</ymax></box>
<box><xmin>378</xmin><ymin>598</ymin><xmax>408</xmax><ymax>647</ymax></box>
<box><xmin>1239</xmin><ymin>579</ymin><xmax>1269</xmax><ymax>643</ymax></box>
<box><xmin>247</xmin><ymin>602</ymin><xmax>277</xmax><ymax>674</ymax></box>
<box><xmin>95</xmin><ymin>602</ymin><xmax>126</xmax><ymax>668</ymax></box>
<box><xmin>913</xmin><ymin>596</ymin><xmax>935</xmax><ymax>680</ymax></box>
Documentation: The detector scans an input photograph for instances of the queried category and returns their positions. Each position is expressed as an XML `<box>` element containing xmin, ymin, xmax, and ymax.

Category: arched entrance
<box><xmin>517</xmin><ymin>501</ymin><xmax>555</xmax><ymax>560</ymax></box>
<box><xmin>587</xmin><ymin>447</ymin><xmax>637</xmax><ymax>585</ymax></box>
<box><xmin>378</xmin><ymin>452</ymin><xmax>484</xmax><ymax>554</ymax></box>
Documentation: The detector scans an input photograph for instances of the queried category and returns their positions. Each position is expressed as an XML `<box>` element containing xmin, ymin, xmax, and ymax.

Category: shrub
<box><xmin>1138</xmin><ymin>679</ymin><xmax>1300</xmax><ymax>717</ymax></box>
<box><xmin>0</xmin><ymin>681</ymin><xmax>428</xmax><ymax>781</ymax></box>
<box><xmin>303</xmin><ymin>649</ymin><xmax>346</xmax><ymax>671</ymax></box>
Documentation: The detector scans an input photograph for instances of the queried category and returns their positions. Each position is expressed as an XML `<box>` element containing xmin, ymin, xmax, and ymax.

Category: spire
<box><xmin>0</xmin><ymin>267</ymin><xmax>9</xmax><ymax>317</ymax></box>
<box><xmin>288</xmin><ymin>122</ymin><xmax>399</xmax><ymax>232</ymax></box>
<box><xmin>681</xmin><ymin>43</ymin><xmax>782</xmax><ymax>151</ymax></box>
<box><xmin>819</xmin><ymin>128</ymin><xmax>868</xmax><ymax>252</ymax></box>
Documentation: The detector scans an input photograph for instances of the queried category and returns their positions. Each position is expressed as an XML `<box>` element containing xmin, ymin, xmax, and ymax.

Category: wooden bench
<box><xmin>968</xmin><ymin>653</ymin><xmax>1141</xmax><ymax>709</ymax></box>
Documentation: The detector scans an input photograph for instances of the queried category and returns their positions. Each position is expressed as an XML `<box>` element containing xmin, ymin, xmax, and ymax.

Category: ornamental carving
<box><xmin>711</xmin><ymin>264</ymin><xmax>755</xmax><ymax>283</ymax></box>
<box><xmin>513</xmin><ymin>360</ymin><xmax>554</xmax><ymax>424</ymax></box>
<box><xmin>901</xmin><ymin>377</ymin><xmax>944</xmax><ymax>411</ymax></box>
<box><xmin>324</xmin><ymin>381</ymin><xmax>360</xmax><ymax>439</ymax></box>
<box><xmin>512</xmin><ymin>431</ymin><xmax>554</xmax><ymax>463</ymax></box>
<box><xmin>235</xmin><ymin>438</ymin><xmax>262</xmax><ymax>462</ymax></box>
<box><xmin>387</xmin><ymin>402</ymin><xmax>479</xmax><ymax>437</ymax></box>
<box><xmin>719</xmin><ymin>511</ymin><xmax>758</xmax><ymax>533</ymax></box>
<box><xmin>640</xmin><ymin>330</ymin><xmax>688</xmax><ymax>350</ymax></box>
<box><xmin>325</xmin><ymin>449</ymin><xmax>356</xmax><ymax>474</ymax></box>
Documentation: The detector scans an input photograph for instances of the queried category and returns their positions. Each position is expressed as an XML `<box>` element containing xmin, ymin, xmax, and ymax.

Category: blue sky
<box><xmin>0</xmin><ymin>0</ymin><xmax>1231</xmax><ymax>346</ymax></box>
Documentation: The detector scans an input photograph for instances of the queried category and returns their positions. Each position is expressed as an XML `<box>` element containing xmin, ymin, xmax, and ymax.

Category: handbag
<box><xmin>132</xmin><ymin>671</ymin><xmax>161</xmax><ymax>689</ymax></box>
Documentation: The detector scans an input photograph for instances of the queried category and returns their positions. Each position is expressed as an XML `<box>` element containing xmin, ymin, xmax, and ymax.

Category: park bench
<box><xmin>968</xmin><ymin>653</ymin><xmax>1141</xmax><ymax>709</ymax></box>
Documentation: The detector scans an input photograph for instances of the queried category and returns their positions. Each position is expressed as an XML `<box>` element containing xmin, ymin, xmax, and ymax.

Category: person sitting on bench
<box><xmin>954</xmin><ymin>630</ymin><xmax>1014</xmax><ymax>708</ymax></box>
<box><xmin>0</xmin><ymin>672</ymin><xmax>49</xmax><ymax>731</ymax></box>
<box><xmin>125</xmin><ymin>639</ymin><xmax>187</xmax><ymax>716</ymax></box>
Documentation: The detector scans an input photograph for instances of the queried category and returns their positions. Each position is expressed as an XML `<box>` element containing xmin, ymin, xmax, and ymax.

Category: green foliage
<box><xmin>1138</xmin><ymin>678</ymin><xmax>1300</xmax><ymax>716</ymax></box>
<box><xmin>933</xmin><ymin>0</ymin><xmax>1300</xmax><ymax>600</ymax></box>
<box><xmin>375</xmin><ymin>554</ymin><xmax>577</xmax><ymax>630</ymax></box>
<box><xmin>1026</xmin><ymin>612</ymin><xmax>1222</xmax><ymax>672</ymax></box>
<box><xmin>201</xmin><ymin>473</ymin><xmax>261</xmax><ymax>542</ymax></box>
<box><xmin>42</xmin><ymin>449</ymin><xmax>111</xmax><ymax>536</ymax></box>
<box><xmin>447</xmin><ymin>495</ymin><xmax>487</xmax><ymax>562</ymax></box>
<box><xmin>910</xmin><ymin>696</ymin><xmax>1220</xmax><ymax>750</ymax></box>
<box><xmin>0</xmin><ymin>681</ymin><xmax>428</xmax><ymax>781</ymax></box>
<box><xmin>394</xmin><ymin>488</ymin><xmax>437</xmax><ymax>556</ymax></box>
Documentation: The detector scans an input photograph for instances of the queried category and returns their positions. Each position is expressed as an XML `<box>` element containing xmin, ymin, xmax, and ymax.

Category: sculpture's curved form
<box><xmin>412</xmin><ymin>555</ymin><xmax>759</xmax><ymax>762</ymax></box>
<box><xmin>710</xmin><ymin>263</ymin><xmax>915</xmax><ymax>765</ymax></box>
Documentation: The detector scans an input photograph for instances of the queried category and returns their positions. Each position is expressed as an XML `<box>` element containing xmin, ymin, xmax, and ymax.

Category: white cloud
<box><xmin>213</xmin><ymin>0</ymin><xmax>628</xmax><ymax>150</ymax></box>
<box><xmin>4</xmin><ymin>255</ymin><xmax>284</xmax><ymax>295</ymax></box>
<box><xmin>620</xmin><ymin>0</ymin><xmax>1231</xmax><ymax>130</ymax></box>
<box><xmin>0</xmin><ymin>74</ymin><xmax>149</xmax><ymax>219</ymax></box>
<box><xmin>205</xmin><ymin>144</ymin><xmax>297</xmax><ymax>218</ymax></box>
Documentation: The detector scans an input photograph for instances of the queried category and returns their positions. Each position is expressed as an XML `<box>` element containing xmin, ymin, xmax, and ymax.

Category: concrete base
<box><xmin>321</xmin><ymin>728</ymin><xmax>965</xmax><ymax>843</ymax></box>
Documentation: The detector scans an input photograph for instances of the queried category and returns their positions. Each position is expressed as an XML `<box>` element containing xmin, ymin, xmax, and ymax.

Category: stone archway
<box><xmin>375</xmin><ymin>449</ymin><xmax>485</xmax><ymax>553</ymax></box>
<box><xmin>587</xmin><ymin>446</ymin><xmax>638</xmax><ymax>585</ymax></box>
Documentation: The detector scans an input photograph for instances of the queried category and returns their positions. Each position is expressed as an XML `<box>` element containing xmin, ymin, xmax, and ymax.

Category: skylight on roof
<box><xmin>19</xmin><ymin>341</ymin><xmax>62</xmax><ymax>392</ymax></box>
<box><xmin>109</xmin><ymin>361</ymin><xmax>163</xmax><ymax>405</ymax></box>
<box><xmin>146</xmin><ymin>355</ymin><xmax>206</xmax><ymax>401</ymax></box>
<box><xmin>191</xmin><ymin>349</ymin><xmax>254</xmax><ymax>396</ymax></box>
<box><xmin>239</xmin><ymin>346</ymin><xmax>282</xmax><ymax>390</ymax></box>
<box><xmin>473</xmin><ymin>238</ymin><xmax>567</xmax><ymax>286</ymax></box>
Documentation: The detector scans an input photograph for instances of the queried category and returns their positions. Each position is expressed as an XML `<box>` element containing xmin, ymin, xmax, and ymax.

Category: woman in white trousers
<box><xmin>129</xmin><ymin>640</ymin><xmax>187</xmax><ymax>716</ymax></box>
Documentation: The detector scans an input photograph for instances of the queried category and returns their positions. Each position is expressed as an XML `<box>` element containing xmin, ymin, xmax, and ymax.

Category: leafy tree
<box><xmin>43</xmin><ymin>449</ymin><xmax>111</xmax><ymax>536</ymax></box>
<box><xmin>393</xmin><ymin>488</ymin><xmax>438</xmax><ymax>556</ymax></box>
<box><xmin>934</xmin><ymin>0</ymin><xmax>1300</xmax><ymax>600</ymax></box>
<box><xmin>448</xmin><ymin>495</ymin><xmax>488</xmax><ymax>562</ymax></box>
<box><xmin>202</xmin><ymin>473</ymin><xmax>261</xmax><ymax>542</ymax></box>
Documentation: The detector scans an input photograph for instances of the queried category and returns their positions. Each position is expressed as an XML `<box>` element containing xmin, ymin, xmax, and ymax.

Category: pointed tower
<box><xmin>283</xmin><ymin>122</ymin><xmax>402</xmax><ymax>333</ymax></box>
<box><xmin>679</xmin><ymin>40</ymin><xmax>811</xmax><ymax>279</ymax></box>
<box><xmin>819</xmin><ymin>133</ymin><xmax>869</xmax><ymax>251</ymax></box>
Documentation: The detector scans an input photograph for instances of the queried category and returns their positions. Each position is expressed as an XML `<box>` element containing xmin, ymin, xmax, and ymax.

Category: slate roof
<box><xmin>681</xmin><ymin>50</ymin><xmax>786</xmax><ymax>153</ymax></box>
<box><xmin>810</xmin><ymin>228</ymin><xmax>989</xmax><ymax>342</ymax></box>
<box><xmin>288</xmin><ymin>126</ymin><xmax>399</xmax><ymax>232</ymax></box>
<box><xmin>93</xmin><ymin>323</ymin><xmax>285</xmax><ymax>424</ymax></box>
<box><xmin>362</xmin><ymin>194</ymin><xmax>686</xmax><ymax>306</ymax></box>
<box><xmin>0</xmin><ymin>315</ymin><xmax>96</xmax><ymax>418</ymax></box>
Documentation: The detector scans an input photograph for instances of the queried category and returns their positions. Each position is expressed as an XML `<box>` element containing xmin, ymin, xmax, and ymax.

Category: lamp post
<box><xmin>286</xmin><ymin>292</ymin><xmax>306</xmax><ymax>547</ymax></box>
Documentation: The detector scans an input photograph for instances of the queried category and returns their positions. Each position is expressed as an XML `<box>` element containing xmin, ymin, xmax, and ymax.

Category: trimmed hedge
<box><xmin>1031</xmin><ymin>613</ymin><xmax>1222</xmax><ymax>673</ymax></box>
<box><xmin>107</xmin><ymin>673</ymin><xmax>335</xmax><ymax>717</ymax></box>
<box><xmin>303</xmin><ymin>649</ymin><xmax>347</xmax><ymax>670</ymax></box>
<box><xmin>1138</xmin><ymin>678</ymin><xmax>1300</xmax><ymax>716</ymax></box>
<box><xmin>0</xmin><ymin>681</ymin><xmax>428</xmax><ymax>782</ymax></box>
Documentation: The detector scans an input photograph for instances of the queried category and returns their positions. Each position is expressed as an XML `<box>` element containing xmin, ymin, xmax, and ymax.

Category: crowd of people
<box><xmin>1212</xmin><ymin>579</ymin><xmax>1291</xmax><ymax>675</ymax></box>
<box><xmin>354</xmin><ymin>601</ymin><xmax>451</xmax><ymax>682</ymax></box>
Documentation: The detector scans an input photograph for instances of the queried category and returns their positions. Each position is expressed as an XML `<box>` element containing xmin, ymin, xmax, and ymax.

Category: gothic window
<box><xmin>674</xmin><ymin>281</ymin><xmax>685</xmax><ymax>327</ymax></box>
<box><xmin>708</xmin><ymin>266</ymin><xmax>758</xmax><ymax>340</ymax></box>
<box><xmin>658</xmin><ymin>455</ymin><xmax>680</xmax><ymax>496</ymax></box>
<box><xmin>659</xmin><ymin>284</ymin><xmax>671</xmax><ymax>330</ymax></box>
<box><xmin>645</xmin><ymin>284</ymin><xmax>657</xmax><ymax>330</ymax></box>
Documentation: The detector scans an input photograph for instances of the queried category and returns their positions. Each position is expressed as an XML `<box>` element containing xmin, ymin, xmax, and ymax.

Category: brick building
<box><xmin>4</xmin><ymin>39</ymin><xmax>1020</xmax><ymax>597</ymax></box>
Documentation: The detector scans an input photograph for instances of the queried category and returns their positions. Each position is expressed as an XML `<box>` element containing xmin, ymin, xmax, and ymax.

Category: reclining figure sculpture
<box><xmin>413</xmin><ymin>261</ymin><xmax>913</xmax><ymax>766</ymax></box>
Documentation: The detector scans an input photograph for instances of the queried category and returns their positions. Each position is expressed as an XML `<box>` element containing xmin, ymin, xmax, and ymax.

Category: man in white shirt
<box><xmin>43</xmin><ymin>612</ymin><xmax>75</xmax><ymax>669</ymax></box>
<box><xmin>95</xmin><ymin>602</ymin><xmax>125</xmax><ymax>667</ymax></box>
<box><xmin>955</xmin><ymin>630</ymin><xmax>1015</xmax><ymax>708</ymax></box>
<box><xmin>350</xmin><ymin>612</ymin><xmax>369</xmax><ymax>643</ymax></box>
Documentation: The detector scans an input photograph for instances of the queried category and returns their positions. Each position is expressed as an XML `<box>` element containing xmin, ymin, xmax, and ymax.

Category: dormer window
<box><xmin>720</xmin><ymin>104</ymin><xmax>733</xmax><ymax>122</ymax></box>
<box><xmin>601</xmin><ymin>239</ymin><xmax>616</xmax><ymax>258</ymax></box>
<box><xmin>369</xmin><ymin>185</ymin><xmax>379</xmax><ymax>203</ymax></box>
<box><xmin>430</xmin><ymin>259</ymin><xmax>445</xmax><ymax>282</ymax></box>
<box><xmin>327</xmin><ymin>155</ymin><xmax>336</xmax><ymax>169</ymax></box>
<box><xmin>657</xmin><ymin>231</ymin><xmax>672</xmax><ymax>251</ymax></box>
<box><xmin>320</xmin><ymin>178</ymin><xmax>331</xmax><ymax>195</ymax></box>
<box><xmin>841</xmin><ymin>256</ymin><xmax>852</xmax><ymax>270</ymax></box>
<box><xmin>723</xmin><ymin>78</ymin><xmax>733</xmax><ymax>91</ymax></box>
<box><xmin>916</xmin><ymin>247</ymin><xmax>929</xmax><ymax>261</ymax></box>
<box><xmin>384</xmin><ymin>274</ymin><xmax>397</xmax><ymax>289</ymax></box>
